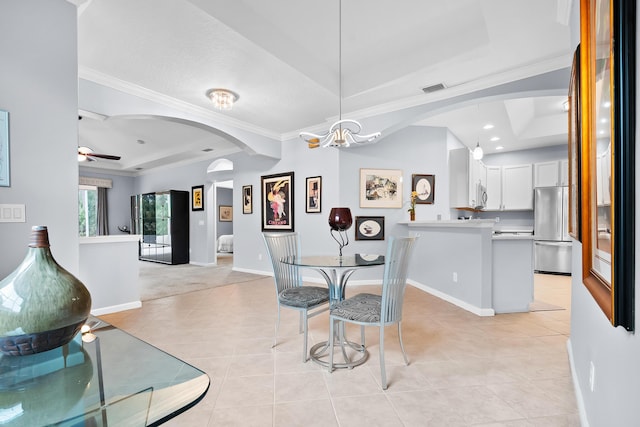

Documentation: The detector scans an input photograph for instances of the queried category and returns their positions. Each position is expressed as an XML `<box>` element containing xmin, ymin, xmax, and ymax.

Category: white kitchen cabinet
<box><xmin>534</xmin><ymin>160</ymin><xmax>570</xmax><ymax>187</ymax></box>
<box><xmin>485</xmin><ymin>166</ymin><xmax>502</xmax><ymax>210</ymax></box>
<box><xmin>449</xmin><ymin>148</ymin><xmax>486</xmax><ymax>209</ymax></box>
<box><xmin>501</xmin><ymin>164</ymin><xmax>533</xmax><ymax>210</ymax></box>
<box><xmin>534</xmin><ymin>161</ymin><xmax>560</xmax><ymax>187</ymax></box>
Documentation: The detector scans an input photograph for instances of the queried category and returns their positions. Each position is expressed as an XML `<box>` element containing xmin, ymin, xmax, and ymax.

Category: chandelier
<box><xmin>299</xmin><ymin>0</ymin><xmax>380</xmax><ymax>148</ymax></box>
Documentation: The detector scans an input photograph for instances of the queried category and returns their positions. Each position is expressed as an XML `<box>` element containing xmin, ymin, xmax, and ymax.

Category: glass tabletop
<box><xmin>281</xmin><ymin>254</ymin><xmax>385</xmax><ymax>268</ymax></box>
<box><xmin>0</xmin><ymin>316</ymin><xmax>209</xmax><ymax>426</ymax></box>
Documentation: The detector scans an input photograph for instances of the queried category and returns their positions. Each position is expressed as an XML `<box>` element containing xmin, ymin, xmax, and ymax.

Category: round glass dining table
<box><xmin>280</xmin><ymin>253</ymin><xmax>385</xmax><ymax>369</ymax></box>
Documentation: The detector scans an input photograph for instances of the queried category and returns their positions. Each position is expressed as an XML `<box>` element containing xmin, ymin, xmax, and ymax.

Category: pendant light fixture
<box><xmin>473</xmin><ymin>141</ymin><xmax>484</xmax><ymax>160</ymax></box>
<box><xmin>299</xmin><ymin>0</ymin><xmax>381</xmax><ymax>148</ymax></box>
<box><xmin>473</xmin><ymin>104</ymin><xmax>484</xmax><ymax>160</ymax></box>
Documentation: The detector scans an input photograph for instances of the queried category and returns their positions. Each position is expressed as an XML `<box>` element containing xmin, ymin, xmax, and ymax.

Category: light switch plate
<box><xmin>0</xmin><ymin>204</ymin><xmax>26</xmax><ymax>222</ymax></box>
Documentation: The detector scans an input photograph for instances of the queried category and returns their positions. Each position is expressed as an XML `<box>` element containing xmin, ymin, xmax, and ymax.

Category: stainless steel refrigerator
<box><xmin>534</xmin><ymin>187</ymin><xmax>572</xmax><ymax>274</ymax></box>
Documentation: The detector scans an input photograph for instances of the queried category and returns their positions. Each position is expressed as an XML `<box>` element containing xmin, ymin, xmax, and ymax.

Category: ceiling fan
<box><xmin>77</xmin><ymin>146</ymin><xmax>121</xmax><ymax>162</ymax></box>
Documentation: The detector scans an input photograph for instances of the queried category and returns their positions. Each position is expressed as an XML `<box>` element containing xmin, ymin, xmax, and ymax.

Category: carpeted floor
<box><xmin>138</xmin><ymin>254</ymin><xmax>265</xmax><ymax>301</ymax></box>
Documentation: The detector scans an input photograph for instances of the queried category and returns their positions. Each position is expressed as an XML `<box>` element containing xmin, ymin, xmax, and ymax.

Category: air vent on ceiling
<box><xmin>202</xmin><ymin>148</ymin><xmax>214</xmax><ymax>152</ymax></box>
<box><xmin>422</xmin><ymin>83</ymin><xmax>446</xmax><ymax>94</ymax></box>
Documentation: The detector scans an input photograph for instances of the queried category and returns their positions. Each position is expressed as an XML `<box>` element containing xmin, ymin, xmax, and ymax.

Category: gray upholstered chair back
<box><xmin>380</xmin><ymin>235</ymin><xmax>418</xmax><ymax>325</ymax></box>
<box><xmin>262</xmin><ymin>232</ymin><xmax>303</xmax><ymax>294</ymax></box>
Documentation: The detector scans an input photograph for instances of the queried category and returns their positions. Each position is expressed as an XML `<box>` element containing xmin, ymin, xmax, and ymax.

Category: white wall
<box><xmin>0</xmin><ymin>0</ymin><xmax>79</xmax><ymax>278</ymax></box>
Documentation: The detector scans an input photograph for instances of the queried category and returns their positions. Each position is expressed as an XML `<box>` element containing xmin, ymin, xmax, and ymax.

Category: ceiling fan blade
<box><xmin>85</xmin><ymin>153</ymin><xmax>121</xmax><ymax>161</ymax></box>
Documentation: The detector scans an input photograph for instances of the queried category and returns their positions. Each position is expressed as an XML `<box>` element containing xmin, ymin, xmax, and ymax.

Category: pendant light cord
<box><xmin>338</xmin><ymin>0</ymin><xmax>343</xmax><ymax>129</ymax></box>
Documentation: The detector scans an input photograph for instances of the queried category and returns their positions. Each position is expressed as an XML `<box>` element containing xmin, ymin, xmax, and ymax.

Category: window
<box><xmin>78</xmin><ymin>185</ymin><xmax>97</xmax><ymax>237</ymax></box>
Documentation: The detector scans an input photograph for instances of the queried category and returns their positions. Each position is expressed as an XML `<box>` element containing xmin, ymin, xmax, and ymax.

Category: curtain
<box><xmin>97</xmin><ymin>187</ymin><xmax>109</xmax><ymax>235</ymax></box>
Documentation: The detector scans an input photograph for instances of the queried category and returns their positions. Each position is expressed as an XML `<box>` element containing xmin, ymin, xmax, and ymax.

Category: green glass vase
<box><xmin>0</xmin><ymin>226</ymin><xmax>92</xmax><ymax>356</ymax></box>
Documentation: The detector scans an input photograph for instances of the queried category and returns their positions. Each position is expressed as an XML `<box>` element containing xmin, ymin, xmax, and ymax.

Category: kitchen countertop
<box><xmin>399</xmin><ymin>219</ymin><xmax>495</xmax><ymax>228</ymax></box>
<box><xmin>492</xmin><ymin>230</ymin><xmax>534</xmax><ymax>240</ymax></box>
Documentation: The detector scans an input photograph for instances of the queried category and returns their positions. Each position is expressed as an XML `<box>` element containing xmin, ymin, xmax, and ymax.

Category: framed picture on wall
<box><xmin>261</xmin><ymin>171</ymin><xmax>294</xmax><ymax>231</ymax></box>
<box><xmin>579</xmin><ymin>0</ymin><xmax>635</xmax><ymax>330</ymax></box>
<box><xmin>355</xmin><ymin>216</ymin><xmax>385</xmax><ymax>240</ymax></box>
<box><xmin>219</xmin><ymin>205</ymin><xmax>232</xmax><ymax>222</ymax></box>
<box><xmin>191</xmin><ymin>185</ymin><xmax>204</xmax><ymax>211</ymax></box>
<box><xmin>242</xmin><ymin>185</ymin><xmax>253</xmax><ymax>214</ymax></box>
<box><xmin>411</xmin><ymin>174</ymin><xmax>435</xmax><ymax>204</ymax></box>
<box><xmin>305</xmin><ymin>176</ymin><xmax>321</xmax><ymax>213</ymax></box>
<box><xmin>359</xmin><ymin>168</ymin><xmax>403</xmax><ymax>208</ymax></box>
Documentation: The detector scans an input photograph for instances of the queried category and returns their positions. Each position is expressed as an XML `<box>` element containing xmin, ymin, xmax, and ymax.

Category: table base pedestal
<box><xmin>309</xmin><ymin>339</ymin><xmax>369</xmax><ymax>369</ymax></box>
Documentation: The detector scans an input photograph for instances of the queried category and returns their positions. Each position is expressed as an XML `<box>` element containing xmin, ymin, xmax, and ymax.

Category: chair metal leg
<box><xmin>379</xmin><ymin>326</ymin><xmax>387</xmax><ymax>390</ymax></box>
<box><xmin>328</xmin><ymin>318</ymin><xmax>335</xmax><ymax>373</ymax></box>
<box><xmin>302</xmin><ymin>310</ymin><xmax>309</xmax><ymax>363</ymax></box>
<box><xmin>398</xmin><ymin>321</ymin><xmax>409</xmax><ymax>365</ymax></box>
<box><xmin>361</xmin><ymin>325</ymin><xmax>365</xmax><ymax>347</ymax></box>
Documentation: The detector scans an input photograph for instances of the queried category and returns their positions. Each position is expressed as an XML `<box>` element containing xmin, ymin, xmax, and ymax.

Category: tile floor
<box><xmin>99</xmin><ymin>272</ymin><xmax>579</xmax><ymax>426</ymax></box>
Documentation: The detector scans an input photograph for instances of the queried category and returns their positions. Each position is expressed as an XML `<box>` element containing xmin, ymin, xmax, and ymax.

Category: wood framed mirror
<box><xmin>579</xmin><ymin>0</ymin><xmax>635</xmax><ymax>330</ymax></box>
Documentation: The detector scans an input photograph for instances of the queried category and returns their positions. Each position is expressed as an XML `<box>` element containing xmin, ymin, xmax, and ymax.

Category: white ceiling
<box><xmin>74</xmin><ymin>0</ymin><xmax>575</xmax><ymax>173</ymax></box>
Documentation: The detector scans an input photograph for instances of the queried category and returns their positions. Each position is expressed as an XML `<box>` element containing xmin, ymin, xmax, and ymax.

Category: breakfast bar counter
<box><xmin>398</xmin><ymin>220</ymin><xmax>534</xmax><ymax>315</ymax></box>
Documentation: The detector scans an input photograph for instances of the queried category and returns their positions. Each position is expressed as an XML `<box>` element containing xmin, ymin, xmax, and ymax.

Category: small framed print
<box><xmin>360</xmin><ymin>168</ymin><xmax>402</xmax><ymax>208</ymax></box>
<box><xmin>355</xmin><ymin>216</ymin><xmax>385</xmax><ymax>241</ymax></box>
<box><xmin>242</xmin><ymin>185</ymin><xmax>253</xmax><ymax>214</ymax></box>
<box><xmin>305</xmin><ymin>176</ymin><xmax>321</xmax><ymax>213</ymax></box>
<box><xmin>191</xmin><ymin>185</ymin><xmax>204</xmax><ymax>211</ymax></box>
<box><xmin>412</xmin><ymin>174</ymin><xmax>435</xmax><ymax>204</ymax></box>
<box><xmin>219</xmin><ymin>205</ymin><xmax>232</xmax><ymax>222</ymax></box>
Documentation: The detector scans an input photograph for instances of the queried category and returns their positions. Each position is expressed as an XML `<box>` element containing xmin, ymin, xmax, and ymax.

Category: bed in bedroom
<box><xmin>217</xmin><ymin>234</ymin><xmax>233</xmax><ymax>253</ymax></box>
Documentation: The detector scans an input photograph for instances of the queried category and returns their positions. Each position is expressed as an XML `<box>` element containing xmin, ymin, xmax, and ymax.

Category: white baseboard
<box><xmin>408</xmin><ymin>279</ymin><xmax>495</xmax><ymax>317</ymax></box>
<box><xmin>567</xmin><ymin>338</ymin><xmax>589</xmax><ymax>427</ymax></box>
<box><xmin>91</xmin><ymin>301</ymin><xmax>142</xmax><ymax>316</ymax></box>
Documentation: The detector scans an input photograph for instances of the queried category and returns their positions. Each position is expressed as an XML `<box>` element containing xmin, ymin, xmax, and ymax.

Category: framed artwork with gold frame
<box><xmin>219</xmin><ymin>205</ymin><xmax>232</xmax><ymax>222</ymax></box>
<box><xmin>191</xmin><ymin>185</ymin><xmax>204</xmax><ymax>211</ymax></box>
<box><xmin>579</xmin><ymin>0</ymin><xmax>635</xmax><ymax>330</ymax></box>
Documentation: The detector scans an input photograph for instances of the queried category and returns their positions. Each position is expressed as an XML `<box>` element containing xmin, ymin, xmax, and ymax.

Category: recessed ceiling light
<box><xmin>490</xmin><ymin>136</ymin><xmax>500</xmax><ymax>142</ymax></box>
<box><xmin>483</xmin><ymin>123</ymin><xmax>494</xmax><ymax>130</ymax></box>
<box><xmin>600</xmin><ymin>118</ymin><xmax>608</xmax><ymax>123</ymax></box>
<box><xmin>603</xmin><ymin>101</ymin><xmax>611</xmax><ymax>108</ymax></box>
<box><xmin>136</xmin><ymin>139</ymin><xmax>146</xmax><ymax>145</ymax></box>
<box><xmin>495</xmin><ymin>146</ymin><xmax>504</xmax><ymax>150</ymax></box>
<box><xmin>202</xmin><ymin>148</ymin><xmax>214</xmax><ymax>152</ymax></box>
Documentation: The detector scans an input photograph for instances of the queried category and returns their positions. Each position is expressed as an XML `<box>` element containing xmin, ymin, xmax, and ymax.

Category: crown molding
<box><xmin>78</xmin><ymin>67</ymin><xmax>282</xmax><ymax>141</ymax></box>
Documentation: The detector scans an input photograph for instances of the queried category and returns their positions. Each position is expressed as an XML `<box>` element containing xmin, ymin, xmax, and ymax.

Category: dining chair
<box><xmin>328</xmin><ymin>235</ymin><xmax>418</xmax><ymax>389</ymax></box>
<box><xmin>262</xmin><ymin>232</ymin><xmax>330</xmax><ymax>362</ymax></box>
